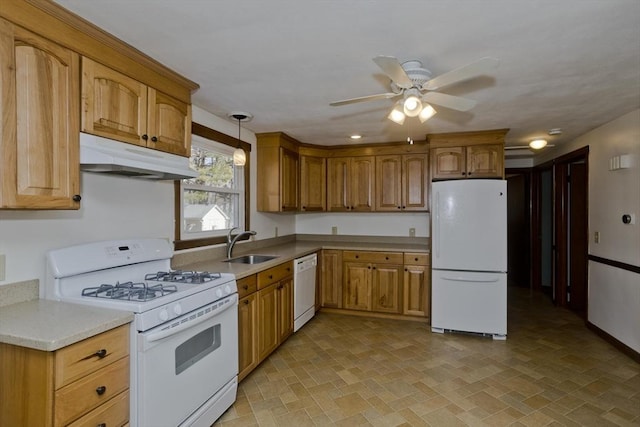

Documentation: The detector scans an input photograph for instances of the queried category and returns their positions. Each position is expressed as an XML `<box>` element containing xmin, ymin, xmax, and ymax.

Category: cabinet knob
<box><xmin>244</xmin><ymin>299</ymin><xmax>250</xmax><ymax>305</ymax></box>
<box><xmin>243</xmin><ymin>285</ymin><xmax>249</xmax><ymax>290</ymax></box>
<box><xmin>302</xmin><ymin>206</ymin><xmax>306</xmax><ymax>210</ymax></box>
<box><xmin>373</xmin><ymin>266</ymin><xmax>377</xmax><ymax>270</ymax></box>
<box><xmin>268</xmin><ymin>275</ymin><xmax>273</xmax><ymax>279</ymax></box>
<box><xmin>95</xmin><ymin>385</ymin><xmax>107</xmax><ymax>396</ymax></box>
<box><xmin>151</xmin><ymin>136</ymin><xmax>158</xmax><ymax>142</ymax></box>
<box><xmin>405</xmin><ymin>268</ymin><xmax>408</xmax><ymax>272</ymax></box>
<box><xmin>462</xmin><ymin>172</ymin><xmax>466</xmax><ymax>176</ymax></box>
<box><xmin>98</xmin><ymin>424</ymin><xmax>106</xmax><ymax>427</ymax></box>
<box><xmin>142</xmin><ymin>134</ymin><xmax>148</xmax><ymax>141</ymax></box>
<box><xmin>414</xmin><ymin>257</ymin><xmax>418</xmax><ymax>261</ymax></box>
<box><xmin>95</xmin><ymin>349</ymin><xmax>107</xmax><ymax>358</ymax></box>
<box><xmin>385</xmin><ymin>256</ymin><xmax>389</xmax><ymax>260</ymax></box>
<box><xmin>72</xmin><ymin>194</ymin><xmax>82</xmax><ymax>202</ymax></box>
<box><xmin>468</xmin><ymin>172</ymin><xmax>472</xmax><ymax>176</ymax></box>
<box><xmin>397</xmin><ymin>206</ymin><xmax>401</xmax><ymax>209</ymax></box>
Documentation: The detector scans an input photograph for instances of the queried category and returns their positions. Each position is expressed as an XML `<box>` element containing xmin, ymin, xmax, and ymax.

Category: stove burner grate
<box><xmin>82</xmin><ymin>281</ymin><xmax>178</xmax><ymax>301</ymax></box>
<box><xmin>145</xmin><ymin>270</ymin><xmax>222</xmax><ymax>284</ymax></box>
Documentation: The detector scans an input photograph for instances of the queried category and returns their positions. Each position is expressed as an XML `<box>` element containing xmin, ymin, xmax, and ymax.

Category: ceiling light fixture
<box><xmin>388</xmin><ymin>101</ymin><xmax>406</xmax><ymax>125</ymax></box>
<box><xmin>418</xmin><ymin>104</ymin><xmax>437</xmax><ymax>123</ymax></box>
<box><xmin>403</xmin><ymin>89</ymin><xmax>422</xmax><ymax>117</ymax></box>
<box><xmin>529</xmin><ymin>139</ymin><xmax>548</xmax><ymax>150</ymax></box>
<box><xmin>228</xmin><ymin>112</ymin><xmax>252</xmax><ymax>166</ymax></box>
<box><xmin>387</xmin><ymin>90</ymin><xmax>437</xmax><ymax>125</ymax></box>
<box><xmin>350</xmin><ymin>134</ymin><xmax>362</xmax><ymax>140</ymax></box>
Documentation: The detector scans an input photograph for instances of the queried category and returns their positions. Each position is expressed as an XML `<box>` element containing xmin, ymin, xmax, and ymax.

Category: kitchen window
<box><xmin>174</xmin><ymin>123</ymin><xmax>251</xmax><ymax>250</ymax></box>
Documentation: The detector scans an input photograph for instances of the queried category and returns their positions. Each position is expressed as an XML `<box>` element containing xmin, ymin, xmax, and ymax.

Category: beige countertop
<box><xmin>0</xmin><ymin>299</ymin><xmax>133</xmax><ymax>351</ymax></box>
<box><xmin>178</xmin><ymin>240</ymin><xmax>430</xmax><ymax>279</ymax></box>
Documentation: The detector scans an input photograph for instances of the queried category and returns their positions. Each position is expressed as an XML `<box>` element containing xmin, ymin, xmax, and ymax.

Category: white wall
<box><xmin>537</xmin><ymin>109</ymin><xmax>639</xmax><ymax>352</ymax></box>
<box><xmin>296</xmin><ymin>212</ymin><xmax>429</xmax><ymax>237</ymax></box>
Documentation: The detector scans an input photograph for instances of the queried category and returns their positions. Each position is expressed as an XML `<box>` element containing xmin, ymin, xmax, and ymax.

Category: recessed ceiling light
<box><xmin>350</xmin><ymin>134</ymin><xmax>362</xmax><ymax>140</ymax></box>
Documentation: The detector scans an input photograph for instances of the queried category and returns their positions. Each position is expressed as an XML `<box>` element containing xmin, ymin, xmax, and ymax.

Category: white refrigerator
<box><xmin>431</xmin><ymin>179</ymin><xmax>507</xmax><ymax>339</ymax></box>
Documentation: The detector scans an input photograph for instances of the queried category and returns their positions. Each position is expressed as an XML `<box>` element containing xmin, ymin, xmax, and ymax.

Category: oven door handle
<box><xmin>144</xmin><ymin>294</ymin><xmax>238</xmax><ymax>343</ymax></box>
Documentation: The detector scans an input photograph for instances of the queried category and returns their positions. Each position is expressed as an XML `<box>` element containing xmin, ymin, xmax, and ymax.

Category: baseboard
<box><xmin>586</xmin><ymin>321</ymin><xmax>640</xmax><ymax>363</ymax></box>
<box><xmin>320</xmin><ymin>307</ymin><xmax>429</xmax><ymax>323</ymax></box>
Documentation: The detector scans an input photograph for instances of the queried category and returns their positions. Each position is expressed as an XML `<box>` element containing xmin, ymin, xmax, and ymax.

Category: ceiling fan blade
<box><xmin>423</xmin><ymin>92</ymin><xmax>477</xmax><ymax>111</ymax></box>
<box><xmin>422</xmin><ymin>57</ymin><xmax>500</xmax><ymax>91</ymax></box>
<box><xmin>330</xmin><ymin>92</ymin><xmax>399</xmax><ymax>106</ymax></box>
<box><xmin>373</xmin><ymin>56</ymin><xmax>413</xmax><ymax>89</ymax></box>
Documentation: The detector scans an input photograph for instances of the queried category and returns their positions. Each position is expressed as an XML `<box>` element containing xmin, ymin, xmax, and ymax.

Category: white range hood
<box><xmin>80</xmin><ymin>133</ymin><xmax>198</xmax><ymax>180</ymax></box>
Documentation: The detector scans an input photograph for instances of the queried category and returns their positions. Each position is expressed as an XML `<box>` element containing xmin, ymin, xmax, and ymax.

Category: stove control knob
<box><xmin>216</xmin><ymin>288</ymin><xmax>223</xmax><ymax>298</ymax></box>
<box><xmin>158</xmin><ymin>309</ymin><xmax>169</xmax><ymax>322</ymax></box>
<box><xmin>224</xmin><ymin>285</ymin><xmax>232</xmax><ymax>295</ymax></box>
<box><xmin>173</xmin><ymin>303</ymin><xmax>183</xmax><ymax>316</ymax></box>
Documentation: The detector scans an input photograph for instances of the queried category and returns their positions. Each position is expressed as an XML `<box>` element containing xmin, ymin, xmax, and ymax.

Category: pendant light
<box><xmin>228</xmin><ymin>112</ymin><xmax>252</xmax><ymax>166</ymax></box>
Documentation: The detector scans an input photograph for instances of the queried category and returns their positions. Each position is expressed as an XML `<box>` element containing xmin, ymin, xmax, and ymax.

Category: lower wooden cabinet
<box><xmin>321</xmin><ymin>250</ymin><xmax>430</xmax><ymax>320</ymax></box>
<box><xmin>237</xmin><ymin>261</ymin><xmax>294</xmax><ymax>382</ymax></box>
<box><xmin>0</xmin><ymin>324</ymin><xmax>130</xmax><ymax>426</ymax></box>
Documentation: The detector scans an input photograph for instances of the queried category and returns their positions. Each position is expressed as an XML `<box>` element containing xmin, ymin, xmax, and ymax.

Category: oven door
<box><xmin>137</xmin><ymin>294</ymin><xmax>238</xmax><ymax>427</ymax></box>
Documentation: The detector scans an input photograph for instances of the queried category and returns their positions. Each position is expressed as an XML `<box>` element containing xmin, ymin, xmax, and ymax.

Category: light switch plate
<box><xmin>409</xmin><ymin>228</ymin><xmax>416</xmax><ymax>237</ymax></box>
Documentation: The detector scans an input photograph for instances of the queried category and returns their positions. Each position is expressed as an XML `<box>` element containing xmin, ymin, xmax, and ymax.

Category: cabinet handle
<box><xmin>405</xmin><ymin>268</ymin><xmax>408</xmax><ymax>272</ymax></box>
<box><xmin>97</xmin><ymin>423</ymin><xmax>106</xmax><ymax>427</ymax></box>
<box><xmin>397</xmin><ymin>206</ymin><xmax>401</xmax><ymax>209</ymax></box>
<box><xmin>414</xmin><ymin>257</ymin><xmax>418</xmax><ymax>261</ymax></box>
<box><xmin>142</xmin><ymin>134</ymin><xmax>148</xmax><ymax>141</ymax></box>
<box><xmin>468</xmin><ymin>172</ymin><xmax>472</xmax><ymax>176</ymax></box>
<box><xmin>244</xmin><ymin>299</ymin><xmax>250</xmax><ymax>305</ymax></box>
<box><xmin>72</xmin><ymin>194</ymin><xmax>82</xmax><ymax>202</ymax></box>
<box><xmin>95</xmin><ymin>385</ymin><xmax>107</xmax><ymax>396</ymax></box>
<box><xmin>385</xmin><ymin>256</ymin><xmax>389</xmax><ymax>260</ymax></box>
<box><xmin>373</xmin><ymin>266</ymin><xmax>377</xmax><ymax>270</ymax></box>
<box><xmin>95</xmin><ymin>349</ymin><xmax>107</xmax><ymax>358</ymax></box>
<box><xmin>402</xmin><ymin>206</ymin><xmax>406</xmax><ymax>209</ymax></box>
<box><xmin>268</xmin><ymin>275</ymin><xmax>273</xmax><ymax>279</ymax></box>
<box><xmin>151</xmin><ymin>136</ymin><xmax>158</xmax><ymax>142</ymax></box>
<box><xmin>302</xmin><ymin>206</ymin><xmax>306</xmax><ymax>210</ymax></box>
<box><xmin>243</xmin><ymin>285</ymin><xmax>249</xmax><ymax>290</ymax></box>
<box><xmin>462</xmin><ymin>172</ymin><xmax>466</xmax><ymax>176</ymax></box>
<box><xmin>355</xmin><ymin>255</ymin><xmax>359</xmax><ymax>259</ymax></box>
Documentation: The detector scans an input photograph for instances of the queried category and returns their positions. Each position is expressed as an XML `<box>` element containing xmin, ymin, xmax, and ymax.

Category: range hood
<box><xmin>80</xmin><ymin>133</ymin><xmax>198</xmax><ymax>180</ymax></box>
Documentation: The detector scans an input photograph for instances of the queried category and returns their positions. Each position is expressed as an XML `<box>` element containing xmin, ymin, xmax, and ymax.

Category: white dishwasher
<box><xmin>293</xmin><ymin>253</ymin><xmax>318</xmax><ymax>332</ymax></box>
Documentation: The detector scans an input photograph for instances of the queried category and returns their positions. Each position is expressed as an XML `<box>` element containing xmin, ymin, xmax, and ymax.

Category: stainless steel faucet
<box><xmin>226</xmin><ymin>227</ymin><xmax>257</xmax><ymax>259</ymax></box>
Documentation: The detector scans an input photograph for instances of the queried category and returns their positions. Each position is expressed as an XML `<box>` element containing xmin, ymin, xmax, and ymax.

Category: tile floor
<box><xmin>216</xmin><ymin>288</ymin><xmax>640</xmax><ymax>426</ymax></box>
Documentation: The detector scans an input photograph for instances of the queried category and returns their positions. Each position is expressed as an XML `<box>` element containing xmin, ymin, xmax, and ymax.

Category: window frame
<box><xmin>174</xmin><ymin>122</ymin><xmax>251</xmax><ymax>251</ymax></box>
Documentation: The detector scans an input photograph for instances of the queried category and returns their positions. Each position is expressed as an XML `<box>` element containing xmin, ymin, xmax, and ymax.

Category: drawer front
<box><xmin>404</xmin><ymin>252</ymin><xmax>430</xmax><ymax>265</ymax></box>
<box><xmin>343</xmin><ymin>251</ymin><xmax>403</xmax><ymax>264</ymax></box>
<box><xmin>257</xmin><ymin>261</ymin><xmax>293</xmax><ymax>289</ymax></box>
<box><xmin>237</xmin><ymin>274</ymin><xmax>257</xmax><ymax>298</ymax></box>
<box><xmin>55</xmin><ymin>325</ymin><xmax>129</xmax><ymax>389</ymax></box>
<box><xmin>55</xmin><ymin>356</ymin><xmax>129</xmax><ymax>426</ymax></box>
<box><xmin>66</xmin><ymin>389</ymin><xmax>129</xmax><ymax>427</ymax></box>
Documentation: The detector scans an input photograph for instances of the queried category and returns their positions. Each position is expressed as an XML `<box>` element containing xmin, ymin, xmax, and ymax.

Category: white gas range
<box><xmin>44</xmin><ymin>238</ymin><xmax>238</xmax><ymax>427</ymax></box>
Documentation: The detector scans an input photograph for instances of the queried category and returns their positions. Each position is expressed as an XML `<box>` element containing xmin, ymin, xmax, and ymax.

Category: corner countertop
<box><xmin>177</xmin><ymin>240</ymin><xmax>430</xmax><ymax>280</ymax></box>
<box><xmin>0</xmin><ymin>300</ymin><xmax>133</xmax><ymax>352</ymax></box>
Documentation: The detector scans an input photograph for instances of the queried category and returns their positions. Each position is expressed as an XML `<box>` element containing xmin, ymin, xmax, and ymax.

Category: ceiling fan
<box><xmin>330</xmin><ymin>56</ymin><xmax>499</xmax><ymax>124</ymax></box>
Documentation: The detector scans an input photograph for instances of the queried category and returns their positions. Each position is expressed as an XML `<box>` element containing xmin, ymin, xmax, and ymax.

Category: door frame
<box><xmin>505</xmin><ymin>168</ymin><xmax>533</xmax><ymax>289</ymax></box>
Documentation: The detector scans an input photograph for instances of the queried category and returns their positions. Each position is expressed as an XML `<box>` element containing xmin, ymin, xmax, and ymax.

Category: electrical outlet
<box><xmin>0</xmin><ymin>254</ymin><xmax>5</xmax><ymax>281</ymax></box>
<box><xmin>331</xmin><ymin>226</ymin><xmax>338</xmax><ymax>235</ymax></box>
<box><xmin>409</xmin><ymin>228</ymin><xmax>416</xmax><ymax>237</ymax></box>
<box><xmin>594</xmin><ymin>231</ymin><xmax>600</xmax><ymax>243</ymax></box>
<box><xmin>275</xmin><ymin>226</ymin><xmax>278</xmax><ymax>237</ymax></box>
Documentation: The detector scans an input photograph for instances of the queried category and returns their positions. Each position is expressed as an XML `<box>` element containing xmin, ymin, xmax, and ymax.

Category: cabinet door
<box><xmin>300</xmin><ymin>155</ymin><xmax>326</xmax><ymax>211</ymax></box>
<box><xmin>257</xmin><ymin>283</ymin><xmax>279</xmax><ymax>361</ymax></box>
<box><xmin>351</xmin><ymin>156</ymin><xmax>375</xmax><ymax>211</ymax></box>
<box><xmin>0</xmin><ymin>20</ymin><xmax>80</xmax><ymax>209</ymax></box>
<box><xmin>466</xmin><ymin>144</ymin><xmax>503</xmax><ymax>178</ymax></box>
<box><xmin>327</xmin><ymin>157</ymin><xmax>350</xmax><ymax>211</ymax></box>
<box><xmin>280</xmin><ymin>147</ymin><xmax>299</xmax><ymax>211</ymax></box>
<box><xmin>238</xmin><ymin>293</ymin><xmax>258</xmax><ymax>381</ymax></box>
<box><xmin>343</xmin><ymin>262</ymin><xmax>371</xmax><ymax>311</ymax></box>
<box><xmin>431</xmin><ymin>147</ymin><xmax>465</xmax><ymax>179</ymax></box>
<box><xmin>321</xmin><ymin>250</ymin><xmax>343</xmax><ymax>308</ymax></box>
<box><xmin>371</xmin><ymin>264</ymin><xmax>403</xmax><ymax>313</ymax></box>
<box><xmin>147</xmin><ymin>88</ymin><xmax>191</xmax><ymax>157</ymax></box>
<box><xmin>375</xmin><ymin>155</ymin><xmax>402</xmax><ymax>211</ymax></box>
<box><xmin>81</xmin><ymin>57</ymin><xmax>147</xmax><ymax>147</ymax></box>
<box><xmin>402</xmin><ymin>154</ymin><xmax>429</xmax><ymax>211</ymax></box>
<box><xmin>277</xmin><ymin>277</ymin><xmax>294</xmax><ymax>343</ymax></box>
<box><xmin>403</xmin><ymin>264</ymin><xmax>429</xmax><ymax>317</ymax></box>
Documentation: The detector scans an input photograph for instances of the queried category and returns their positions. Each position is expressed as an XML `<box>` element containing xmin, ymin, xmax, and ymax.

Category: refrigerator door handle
<box><xmin>441</xmin><ymin>276</ymin><xmax>500</xmax><ymax>283</ymax></box>
<box><xmin>434</xmin><ymin>191</ymin><xmax>440</xmax><ymax>259</ymax></box>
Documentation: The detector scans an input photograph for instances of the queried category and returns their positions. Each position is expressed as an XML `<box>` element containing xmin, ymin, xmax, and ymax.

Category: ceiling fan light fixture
<box><xmin>388</xmin><ymin>103</ymin><xmax>406</xmax><ymax>125</ymax></box>
<box><xmin>418</xmin><ymin>104</ymin><xmax>437</xmax><ymax>123</ymax></box>
<box><xmin>403</xmin><ymin>89</ymin><xmax>422</xmax><ymax>117</ymax></box>
<box><xmin>529</xmin><ymin>139</ymin><xmax>548</xmax><ymax>150</ymax></box>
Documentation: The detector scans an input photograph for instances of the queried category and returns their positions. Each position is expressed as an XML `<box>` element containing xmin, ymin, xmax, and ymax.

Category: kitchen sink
<box><xmin>223</xmin><ymin>254</ymin><xmax>279</xmax><ymax>264</ymax></box>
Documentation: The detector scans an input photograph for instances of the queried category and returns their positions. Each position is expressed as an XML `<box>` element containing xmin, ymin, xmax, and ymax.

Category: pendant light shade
<box><xmin>228</xmin><ymin>112</ymin><xmax>252</xmax><ymax>166</ymax></box>
<box><xmin>388</xmin><ymin>101</ymin><xmax>406</xmax><ymax>125</ymax></box>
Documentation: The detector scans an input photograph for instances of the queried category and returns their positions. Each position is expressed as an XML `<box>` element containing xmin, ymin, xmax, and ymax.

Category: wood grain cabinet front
<box><xmin>256</xmin><ymin>133</ymin><xmax>300</xmax><ymax>212</ymax></box>
<box><xmin>82</xmin><ymin>57</ymin><xmax>192</xmax><ymax>157</ymax></box>
<box><xmin>0</xmin><ymin>324</ymin><xmax>130</xmax><ymax>427</ymax></box>
<box><xmin>375</xmin><ymin>154</ymin><xmax>429</xmax><ymax>211</ymax></box>
<box><xmin>327</xmin><ymin>156</ymin><xmax>375</xmax><ymax>212</ymax></box>
<box><xmin>0</xmin><ymin>18</ymin><xmax>81</xmax><ymax>210</ymax></box>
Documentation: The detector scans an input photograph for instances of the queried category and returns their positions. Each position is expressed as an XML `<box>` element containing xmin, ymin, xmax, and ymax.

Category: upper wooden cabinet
<box><xmin>428</xmin><ymin>129</ymin><xmax>508</xmax><ymax>180</ymax></box>
<box><xmin>300</xmin><ymin>155</ymin><xmax>326</xmax><ymax>212</ymax></box>
<box><xmin>327</xmin><ymin>156</ymin><xmax>375</xmax><ymax>212</ymax></box>
<box><xmin>257</xmin><ymin>133</ymin><xmax>300</xmax><ymax>212</ymax></box>
<box><xmin>0</xmin><ymin>18</ymin><xmax>81</xmax><ymax>210</ymax></box>
<box><xmin>82</xmin><ymin>58</ymin><xmax>192</xmax><ymax>157</ymax></box>
<box><xmin>375</xmin><ymin>154</ymin><xmax>428</xmax><ymax>211</ymax></box>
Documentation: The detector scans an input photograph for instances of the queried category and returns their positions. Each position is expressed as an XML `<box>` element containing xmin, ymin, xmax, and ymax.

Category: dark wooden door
<box><xmin>568</xmin><ymin>162</ymin><xmax>588</xmax><ymax>313</ymax></box>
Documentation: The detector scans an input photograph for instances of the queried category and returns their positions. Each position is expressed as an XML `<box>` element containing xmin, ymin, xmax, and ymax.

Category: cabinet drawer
<box><xmin>55</xmin><ymin>325</ymin><xmax>129</xmax><ymax>389</ymax></box>
<box><xmin>343</xmin><ymin>251</ymin><xmax>403</xmax><ymax>264</ymax></box>
<box><xmin>67</xmin><ymin>389</ymin><xmax>129</xmax><ymax>427</ymax></box>
<box><xmin>404</xmin><ymin>253</ymin><xmax>430</xmax><ymax>265</ymax></box>
<box><xmin>55</xmin><ymin>356</ymin><xmax>129</xmax><ymax>426</ymax></box>
<box><xmin>257</xmin><ymin>261</ymin><xmax>293</xmax><ymax>289</ymax></box>
<box><xmin>237</xmin><ymin>274</ymin><xmax>257</xmax><ymax>298</ymax></box>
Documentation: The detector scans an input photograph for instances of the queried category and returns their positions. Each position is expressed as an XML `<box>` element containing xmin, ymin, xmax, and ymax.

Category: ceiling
<box><xmin>55</xmin><ymin>0</ymin><xmax>640</xmax><ymax>157</ymax></box>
